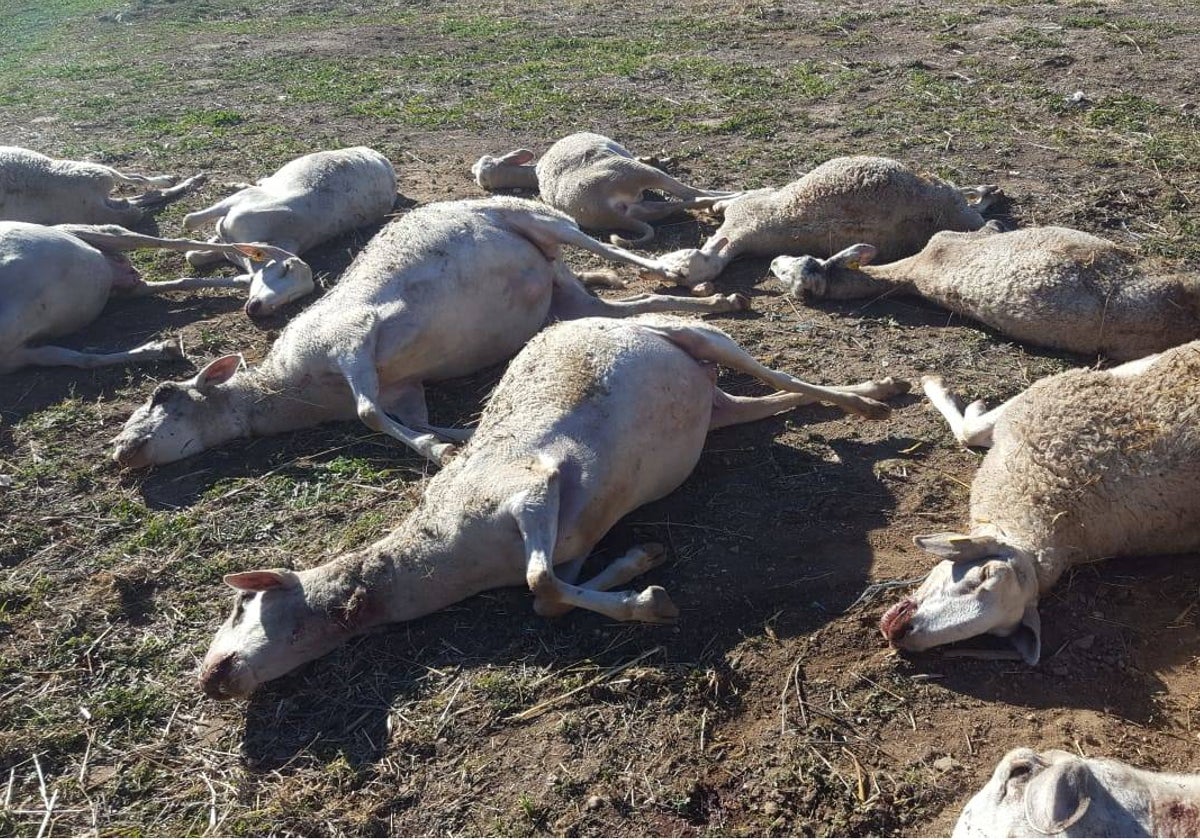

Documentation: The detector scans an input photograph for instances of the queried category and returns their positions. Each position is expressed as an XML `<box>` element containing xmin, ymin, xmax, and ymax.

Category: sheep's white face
<box><xmin>880</xmin><ymin>533</ymin><xmax>1041</xmax><ymax>663</ymax></box>
<box><xmin>770</xmin><ymin>244</ymin><xmax>879</xmax><ymax>298</ymax></box>
<box><xmin>199</xmin><ymin>569</ymin><xmax>352</xmax><ymax>700</ymax></box>
<box><xmin>111</xmin><ymin>355</ymin><xmax>242</xmax><ymax>468</ymax></box>
<box><xmin>245</xmin><ymin>256</ymin><xmax>314</xmax><ymax>318</ymax></box>
<box><xmin>658</xmin><ymin>246</ymin><xmax>726</xmax><ymax>287</ymax></box>
<box><xmin>471</xmin><ymin>148</ymin><xmax>535</xmax><ymax>189</ymax></box>
<box><xmin>770</xmin><ymin>255</ymin><xmax>826</xmax><ymax>296</ymax></box>
<box><xmin>954</xmin><ymin>749</ymin><xmax>1103</xmax><ymax>838</ymax></box>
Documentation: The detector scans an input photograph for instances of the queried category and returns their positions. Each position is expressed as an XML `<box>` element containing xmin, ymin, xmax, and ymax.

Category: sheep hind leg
<box><xmin>11</xmin><ymin>338</ymin><xmax>183</xmax><ymax>370</ymax></box>
<box><xmin>125</xmin><ymin>172</ymin><xmax>206</xmax><ymax>209</ymax></box>
<box><xmin>709</xmin><ymin>377</ymin><xmax>910</xmax><ymax>430</ymax></box>
<box><xmin>645</xmin><ymin>321</ymin><xmax>895</xmax><ymax>420</ymax></box>
<box><xmin>921</xmin><ymin>375</ymin><xmax>1012</xmax><ymax>448</ymax></box>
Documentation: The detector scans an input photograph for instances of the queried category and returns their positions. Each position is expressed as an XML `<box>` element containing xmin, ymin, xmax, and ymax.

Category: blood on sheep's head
<box><xmin>880</xmin><ymin>533</ymin><xmax>1042</xmax><ymax>664</ymax></box>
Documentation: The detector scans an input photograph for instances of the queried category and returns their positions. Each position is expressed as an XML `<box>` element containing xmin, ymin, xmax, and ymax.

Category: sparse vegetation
<box><xmin>2</xmin><ymin>0</ymin><xmax>1198</xmax><ymax>836</ymax></box>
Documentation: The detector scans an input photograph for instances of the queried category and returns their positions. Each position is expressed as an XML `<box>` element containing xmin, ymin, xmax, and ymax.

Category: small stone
<box><xmin>762</xmin><ymin>801</ymin><xmax>780</xmax><ymax>816</ymax></box>
<box><xmin>1075</xmin><ymin>634</ymin><xmax>1095</xmax><ymax>650</ymax></box>
<box><xmin>933</xmin><ymin>756</ymin><xmax>960</xmax><ymax>772</ymax></box>
<box><xmin>586</xmin><ymin>795</ymin><xmax>604</xmax><ymax>811</ymax></box>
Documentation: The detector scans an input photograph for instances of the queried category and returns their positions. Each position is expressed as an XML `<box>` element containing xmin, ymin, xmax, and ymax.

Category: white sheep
<box><xmin>471</xmin><ymin>132</ymin><xmax>737</xmax><ymax>246</ymax></box>
<box><xmin>880</xmin><ymin>343</ymin><xmax>1200</xmax><ymax>663</ymax></box>
<box><xmin>196</xmin><ymin>314</ymin><xmax>907</xmax><ymax>699</ymax></box>
<box><xmin>659</xmin><ymin>155</ymin><xmax>999</xmax><ymax>294</ymax></box>
<box><xmin>0</xmin><ymin>222</ymin><xmax>268</xmax><ymax>373</ymax></box>
<box><xmin>181</xmin><ymin>147</ymin><xmax>397</xmax><ymax>317</ymax></box>
<box><xmin>771</xmin><ymin>224</ymin><xmax>1200</xmax><ymax>361</ymax></box>
<box><xmin>0</xmin><ymin>146</ymin><xmax>203</xmax><ymax>226</ymax></box>
<box><xmin>955</xmin><ymin>747</ymin><xmax>1200</xmax><ymax>837</ymax></box>
<box><xmin>111</xmin><ymin>197</ymin><xmax>751</xmax><ymax>469</ymax></box>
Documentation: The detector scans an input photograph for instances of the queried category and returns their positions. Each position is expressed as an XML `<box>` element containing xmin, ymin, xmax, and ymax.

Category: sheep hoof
<box><xmin>691</xmin><ymin>282</ymin><xmax>715</xmax><ymax>297</ymax></box>
<box><xmin>632</xmin><ymin>585</ymin><xmax>679</xmax><ymax>623</ymax></box>
<box><xmin>854</xmin><ymin>397</ymin><xmax>892</xmax><ymax>420</ymax></box>
<box><xmin>874</xmin><ymin>376</ymin><xmax>911</xmax><ymax>397</ymax></box>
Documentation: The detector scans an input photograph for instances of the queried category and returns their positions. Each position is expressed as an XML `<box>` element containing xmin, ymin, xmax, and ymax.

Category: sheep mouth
<box><xmin>880</xmin><ymin>597</ymin><xmax>917</xmax><ymax>644</ymax></box>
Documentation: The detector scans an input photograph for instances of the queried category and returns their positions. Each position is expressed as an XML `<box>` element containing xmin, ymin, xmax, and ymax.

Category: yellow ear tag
<box><xmin>847</xmin><ymin>260</ymin><xmax>860</xmax><ymax>270</ymax></box>
<box><xmin>235</xmin><ymin>245</ymin><xmax>268</xmax><ymax>261</ymax></box>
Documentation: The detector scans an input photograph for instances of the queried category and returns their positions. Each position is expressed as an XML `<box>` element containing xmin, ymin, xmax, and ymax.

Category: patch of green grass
<box><xmin>1085</xmin><ymin>92</ymin><xmax>1165</xmax><ymax>133</ymax></box>
<box><xmin>1005</xmin><ymin>26</ymin><xmax>1064</xmax><ymax>49</ymax></box>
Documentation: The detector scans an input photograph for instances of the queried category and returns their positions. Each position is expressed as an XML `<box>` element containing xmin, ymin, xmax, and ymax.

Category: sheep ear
<box><xmin>1024</xmin><ymin>759</ymin><xmax>1092</xmax><ymax>834</ymax></box>
<box><xmin>224</xmin><ymin>569</ymin><xmax>300</xmax><ymax>592</ymax></box>
<box><xmin>1009</xmin><ymin>603</ymin><xmax>1042</xmax><ymax>665</ymax></box>
<box><xmin>233</xmin><ymin>243</ymin><xmax>270</xmax><ymax>262</ymax></box>
<box><xmin>828</xmin><ymin>243</ymin><xmax>878</xmax><ymax>269</ymax></box>
<box><xmin>501</xmin><ymin>149</ymin><xmax>535</xmax><ymax>165</ymax></box>
<box><xmin>192</xmin><ymin>354</ymin><xmax>242</xmax><ymax>391</ymax></box>
<box><xmin>914</xmin><ymin>532</ymin><xmax>1007</xmax><ymax>562</ymax></box>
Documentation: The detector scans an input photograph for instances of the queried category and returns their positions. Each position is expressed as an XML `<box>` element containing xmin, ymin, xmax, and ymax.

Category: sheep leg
<box><xmin>104</xmin><ymin>166</ymin><xmax>177</xmax><ymax>190</ymax></box>
<box><xmin>610</xmin><ymin>196</ymin><xmax>728</xmax><ymax>243</ymax></box>
<box><xmin>382</xmin><ymin>382</ymin><xmax>474</xmax><ymax>443</ymax></box>
<box><xmin>335</xmin><ymin>328</ymin><xmax>457</xmax><ymax>465</ymax></box>
<box><xmin>636</xmin><ymin>168</ymin><xmax>739</xmax><ymax>201</ymax></box>
<box><xmin>645</xmin><ymin>322</ymin><xmax>893</xmax><ymax>420</ymax></box>
<box><xmin>610</xmin><ymin>219</ymin><xmax>657</xmax><ymax>248</ymax></box>
<box><xmin>709</xmin><ymin>377</ymin><xmax>910</xmax><ymax>429</ymax></box>
<box><xmin>513</xmin><ymin>463</ymin><xmax>679</xmax><ymax>623</ymax></box>
<box><xmin>183</xmin><ymin>193</ymin><xmax>243</xmax><ymax>231</ymax></box>
<box><xmin>921</xmin><ymin>375</ymin><xmax>1012</xmax><ymax>448</ymax></box>
<box><xmin>10</xmin><ymin>338</ymin><xmax>183</xmax><ymax>370</ymax></box>
<box><xmin>124</xmin><ymin>274</ymin><xmax>252</xmax><ymax>296</ymax></box>
<box><xmin>56</xmin><ymin>224</ymin><xmax>245</xmax><ymax>258</ymax></box>
<box><xmin>502</xmin><ymin>210</ymin><xmax>688</xmax><ymax>281</ymax></box>
<box><xmin>709</xmin><ymin>188</ymin><xmax>774</xmax><ymax>214</ymax></box>
<box><xmin>535</xmin><ymin>544</ymin><xmax>670</xmax><ymax>618</ymax></box>
<box><xmin>125</xmin><ymin>172</ymin><xmax>206</xmax><ymax>208</ymax></box>
<box><xmin>549</xmin><ymin>263</ymin><xmax>746</xmax><ymax>318</ymax></box>
<box><xmin>627</xmin><ymin>197</ymin><xmax>726</xmax><ymax>221</ymax></box>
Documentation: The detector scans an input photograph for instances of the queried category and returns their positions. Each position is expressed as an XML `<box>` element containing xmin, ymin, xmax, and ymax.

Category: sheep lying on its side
<box><xmin>0</xmin><ymin>223</ymin><xmax>266</xmax><ymax>373</ymax></box>
<box><xmin>955</xmin><ymin>747</ymin><xmax>1200</xmax><ymax>837</ymax></box>
<box><xmin>182</xmin><ymin>147</ymin><xmax>397</xmax><ymax>317</ymax></box>
<box><xmin>772</xmin><ymin>224</ymin><xmax>1200</xmax><ymax>361</ymax></box>
<box><xmin>111</xmin><ymin>197</ymin><xmax>750</xmax><ymax>469</ymax></box>
<box><xmin>880</xmin><ymin>342</ymin><xmax>1200</xmax><ymax>663</ymax></box>
<box><xmin>473</xmin><ymin>132</ymin><xmax>737</xmax><ymax>247</ymax></box>
<box><xmin>0</xmin><ymin>146</ymin><xmax>203</xmax><ymax>225</ymax></box>
<box><xmin>197</xmin><ymin>315</ymin><xmax>907</xmax><ymax>699</ymax></box>
<box><xmin>659</xmin><ymin>155</ymin><xmax>999</xmax><ymax>294</ymax></box>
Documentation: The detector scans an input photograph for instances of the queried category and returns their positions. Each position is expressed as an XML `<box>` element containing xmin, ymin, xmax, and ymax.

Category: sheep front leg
<box><xmin>921</xmin><ymin>375</ymin><xmax>1013</xmax><ymax>448</ymax></box>
<box><xmin>535</xmin><ymin>544</ymin><xmax>670</xmax><ymax>618</ymax></box>
<box><xmin>335</xmin><ymin>326</ymin><xmax>457</xmax><ymax>465</ymax></box>
<box><xmin>549</xmin><ymin>263</ymin><xmax>746</xmax><ymax>319</ymax></box>
<box><xmin>708</xmin><ymin>377</ymin><xmax>910</xmax><ymax>430</ymax></box>
<box><xmin>511</xmin><ymin>464</ymin><xmax>679</xmax><ymax>623</ymax></box>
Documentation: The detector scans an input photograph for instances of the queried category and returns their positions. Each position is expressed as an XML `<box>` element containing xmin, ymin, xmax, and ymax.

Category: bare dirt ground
<box><xmin>1</xmin><ymin>0</ymin><xmax>1199</xmax><ymax>835</ymax></box>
